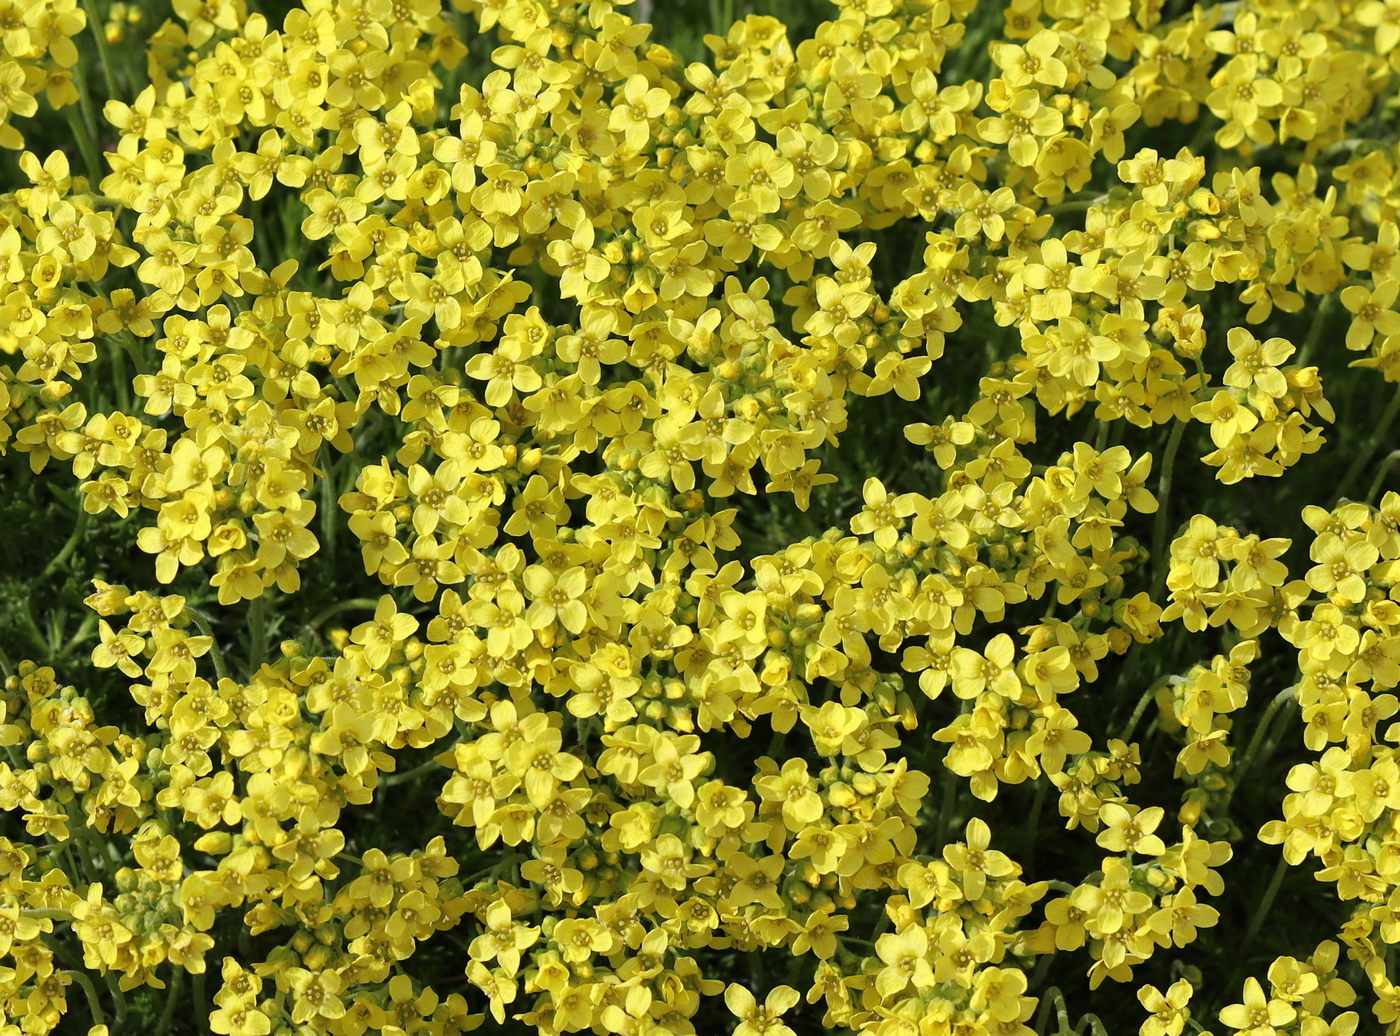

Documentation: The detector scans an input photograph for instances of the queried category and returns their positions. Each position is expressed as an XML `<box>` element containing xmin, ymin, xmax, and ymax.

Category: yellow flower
<box><xmin>1218</xmin><ymin>976</ymin><xmax>1295</xmax><ymax>1035</ymax></box>
<box><xmin>952</xmin><ymin>633</ymin><xmax>1021</xmax><ymax>700</ymax></box>
<box><xmin>1223</xmin><ymin>327</ymin><xmax>1294</xmax><ymax>397</ymax></box>
<box><xmin>92</xmin><ymin>619</ymin><xmax>145</xmax><ymax>678</ymax></box>
<box><xmin>608</xmin><ymin>73</ymin><xmax>670</xmax><ymax>152</ymax></box>
<box><xmin>350</xmin><ymin>595</ymin><xmax>418</xmax><ymax>670</ymax></box>
<box><xmin>724</xmin><ymin>983</ymin><xmax>799</xmax><ymax>1036</ymax></box>
<box><xmin>522</xmin><ymin>563</ymin><xmax>589</xmax><ymax>634</ymax></box>
<box><xmin>1096</xmin><ymin>803</ymin><xmax>1167</xmax><ymax>856</ymax></box>
<box><xmin>1138</xmin><ymin>979</ymin><xmax>1195</xmax><ymax>1036</ymax></box>
<box><xmin>943</xmin><ymin>817</ymin><xmax>1015</xmax><ymax>900</ymax></box>
<box><xmin>875</xmin><ymin>925</ymin><xmax>933</xmax><ymax>996</ymax></box>
<box><xmin>1340</xmin><ymin>280</ymin><xmax>1400</xmax><ymax>351</ymax></box>
<box><xmin>850</xmin><ymin>477</ymin><xmax>919</xmax><ymax>549</ymax></box>
<box><xmin>977</xmin><ymin>87</ymin><xmax>1063</xmax><ymax>166</ymax></box>
<box><xmin>991</xmin><ymin>29</ymin><xmax>1068</xmax><ymax>88</ymax></box>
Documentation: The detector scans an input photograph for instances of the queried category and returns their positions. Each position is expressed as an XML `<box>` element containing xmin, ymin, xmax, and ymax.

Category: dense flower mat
<box><xmin>3</xmin><ymin>0</ymin><xmax>1400</xmax><ymax>1033</ymax></box>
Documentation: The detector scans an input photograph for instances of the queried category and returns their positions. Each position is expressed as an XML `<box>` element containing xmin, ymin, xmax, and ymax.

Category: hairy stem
<box><xmin>1337</xmin><ymin>384</ymin><xmax>1400</xmax><ymax>502</ymax></box>
<box><xmin>184</xmin><ymin>606</ymin><xmax>229</xmax><ymax>683</ymax></box>
<box><xmin>1244</xmin><ymin>853</ymin><xmax>1289</xmax><ymax>945</ymax></box>
<box><xmin>63</xmin><ymin>970</ymin><xmax>106</xmax><ymax>1028</ymax></box>
<box><xmin>1151</xmin><ymin>419</ymin><xmax>1187</xmax><ymax>594</ymax></box>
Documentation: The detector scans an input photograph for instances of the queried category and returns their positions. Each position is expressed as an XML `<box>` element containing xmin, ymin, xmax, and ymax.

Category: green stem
<box><xmin>248</xmin><ymin>593</ymin><xmax>268</xmax><ymax>676</ymax></box>
<box><xmin>1029</xmin><ymin>952</ymin><xmax>1053</xmax><ymax>990</ymax></box>
<box><xmin>1296</xmin><ymin>293</ymin><xmax>1336</xmax><ymax>369</ymax></box>
<box><xmin>62</xmin><ymin>612</ymin><xmax>99</xmax><ymax>657</ymax></box>
<box><xmin>1032</xmin><ymin>988</ymin><xmax>1055</xmax><ymax>1034</ymax></box>
<box><xmin>81</xmin><ymin>0</ymin><xmax>120</xmax><ymax>101</ymax></box>
<box><xmin>47</xmin><ymin>933</ymin><xmax>86</xmax><ymax>972</ymax></box>
<box><xmin>104</xmin><ymin>970</ymin><xmax>128</xmax><ymax>1033</ymax></box>
<box><xmin>1049</xmin><ymin>987</ymin><xmax>1073</xmax><ymax>1034</ymax></box>
<box><xmin>67</xmin><ymin>41</ymin><xmax>105</xmax><ymax>186</ymax></box>
<box><xmin>63</xmin><ymin>970</ymin><xmax>105</xmax><ymax>1027</ymax></box>
<box><xmin>1365</xmin><ymin>450</ymin><xmax>1400</xmax><ymax>505</ymax></box>
<box><xmin>74</xmin><ymin>820</ymin><xmax>109</xmax><ymax>874</ymax></box>
<box><xmin>63</xmin><ymin>105</ymin><xmax>102</xmax><ymax>184</ymax></box>
<box><xmin>156</xmin><ymin>967</ymin><xmax>184</xmax><ymax>1036</ymax></box>
<box><xmin>57</xmin><ymin>837</ymin><xmax>86</xmax><ymax>889</ymax></box>
<box><xmin>40</xmin><ymin>510</ymin><xmax>89</xmax><ymax>583</ymax></box>
<box><xmin>192</xmin><ymin>968</ymin><xmax>209</xmax><ymax>1035</ymax></box>
<box><xmin>320</xmin><ymin>446</ymin><xmax>338</xmax><ymax>558</ymax></box>
<box><xmin>1151</xmin><ymin>419</ymin><xmax>1187</xmax><ymax>594</ymax></box>
<box><xmin>117</xmin><ymin>332</ymin><xmax>150</xmax><ymax>376</ymax></box>
<box><xmin>47</xmin><ymin>610</ymin><xmax>63</xmax><ymax>656</ymax></box>
<box><xmin>460</xmin><ymin>864</ymin><xmax>500</xmax><ymax>886</ymax></box>
<box><xmin>24</xmin><ymin>907</ymin><xmax>76</xmax><ymax>921</ymax></box>
<box><xmin>17</xmin><ymin>598</ymin><xmax>51</xmax><ymax>656</ymax></box>
<box><xmin>184</xmin><ymin>607</ymin><xmax>229</xmax><ymax>683</ymax></box>
<box><xmin>1187</xmin><ymin>114</ymin><xmax>1217</xmax><ymax>157</ymax></box>
<box><xmin>1044</xmin><ymin>197</ymin><xmax>1104</xmax><ymax>217</ymax></box>
<box><xmin>302</xmin><ymin>597</ymin><xmax>380</xmax><ymax>639</ymax></box>
<box><xmin>1337</xmin><ymin>384</ymin><xmax>1400</xmax><ymax>502</ymax></box>
<box><xmin>1118</xmin><ymin>683</ymin><xmax>1162</xmax><ymax>742</ymax></box>
<box><xmin>64</xmin><ymin>800</ymin><xmax>98</xmax><ymax>865</ymax></box>
<box><xmin>764</xmin><ymin>721</ymin><xmax>787</xmax><ymax>761</ymax></box>
<box><xmin>110</xmin><ymin>335</ymin><xmax>132</xmax><ymax>412</ymax></box>
<box><xmin>1244</xmin><ymin>853</ymin><xmax>1289</xmax><ymax>944</ymax></box>
<box><xmin>1025</xmin><ymin>780</ymin><xmax>1047</xmax><ymax>865</ymax></box>
<box><xmin>936</xmin><ymin>756</ymin><xmax>958</xmax><ymax>841</ymax></box>
<box><xmin>1076</xmin><ymin>1014</ymin><xmax>1108</xmax><ymax>1036</ymax></box>
<box><xmin>459</xmin><ymin>851</ymin><xmax>526</xmax><ymax>888</ymax></box>
<box><xmin>381</xmin><ymin>754</ymin><xmax>447</xmax><ymax>789</ymax></box>
<box><xmin>1234</xmin><ymin>686</ymin><xmax>1297</xmax><ymax>782</ymax></box>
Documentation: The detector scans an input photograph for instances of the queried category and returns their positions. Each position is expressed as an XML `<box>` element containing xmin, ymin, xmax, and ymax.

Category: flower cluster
<box><xmin>4</xmin><ymin>0</ymin><xmax>1400</xmax><ymax>1034</ymax></box>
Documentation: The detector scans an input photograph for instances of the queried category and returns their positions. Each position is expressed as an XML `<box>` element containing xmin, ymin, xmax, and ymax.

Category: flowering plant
<box><xmin>3</xmin><ymin>0</ymin><xmax>1400</xmax><ymax>1034</ymax></box>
